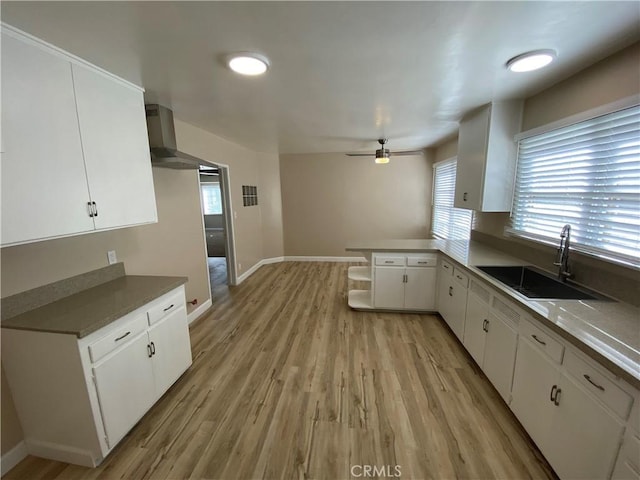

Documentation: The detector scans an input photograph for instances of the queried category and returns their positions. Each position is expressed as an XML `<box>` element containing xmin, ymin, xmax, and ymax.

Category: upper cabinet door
<box><xmin>72</xmin><ymin>64</ymin><xmax>157</xmax><ymax>231</ymax></box>
<box><xmin>1</xmin><ymin>33</ymin><xmax>94</xmax><ymax>246</ymax></box>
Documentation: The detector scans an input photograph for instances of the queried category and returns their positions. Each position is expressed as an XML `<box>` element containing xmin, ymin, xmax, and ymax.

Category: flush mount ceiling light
<box><xmin>227</xmin><ymin>53</ymin><xmax>270</xmax><ymax>76</ymax></box>
<box><xmin>506</xmin><ymin>49</ymin><xmax>556</xmax><ymax>72</ymax></box>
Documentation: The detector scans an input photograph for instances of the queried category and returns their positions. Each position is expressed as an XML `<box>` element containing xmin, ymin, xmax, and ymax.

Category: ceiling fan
<box><xmin>345</xmin><ymin>138</ymin><xmax>424</xmax><ymax>164</ymax></box>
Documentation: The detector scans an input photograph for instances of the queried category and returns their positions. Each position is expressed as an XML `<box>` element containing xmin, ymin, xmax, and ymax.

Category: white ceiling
<box><xmin>2</xmin><ymin>2</ymin><xmax>639</xmax><ymax>155</ymax></box>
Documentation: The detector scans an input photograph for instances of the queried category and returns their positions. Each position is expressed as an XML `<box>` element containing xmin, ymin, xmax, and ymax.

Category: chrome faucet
<box><xmin>554</xmin><ymin>224</ymin><xmax>573</xmax><ymax>282</ymax></box>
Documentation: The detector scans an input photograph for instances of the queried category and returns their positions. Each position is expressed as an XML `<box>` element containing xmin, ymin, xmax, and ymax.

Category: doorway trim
<box><xmin>198</xmin><ymin>161</ymin><xmax>238</xmax><ymax>289</ymax></box>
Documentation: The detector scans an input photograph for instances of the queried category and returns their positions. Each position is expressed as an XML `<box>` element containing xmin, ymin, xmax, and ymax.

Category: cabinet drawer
<box><xmin>440</xmin><ymin>259</ymin><xmax>454</xmax><ymax>276</ymax></box>
<box><xmin>453</xmin><ymin>268</ymin><xmax>469</xmax><ymax>288</ymax></box>
<box><xmin>375</xmin><ymin>256</ymin><xmax>406</xmax><ymax>266</ymax></box>
<box><xmin>407</xmin><ymin>255</ymin><xmax>437</xmax><ymax>267</ymax></box>
<box><xmin>89</xmin><ymin>314</ymin><xmax>148</xmax><ymax>363</ymax></box>
<box><xmin>147</xmin><ymin>289</ymin><xmax>186</xmax><ymax>326</ymax></box>
<box><xmin>520</xmin><ymin>318</ymin><xmax>564</xmax><ymax>364</ymax></box>
<box><xmin>564</xmin><ymin>350</ymin><xmax>632</xmax><ymax>419</ymax></box>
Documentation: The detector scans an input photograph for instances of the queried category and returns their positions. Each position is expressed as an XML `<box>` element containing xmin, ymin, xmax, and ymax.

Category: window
<box><xmin>510</xmin><ymin>104</ymin><xmax>640</xmax><ymax>266</ymax></box>
<box><xmin>432</xmin><ymin>158</ymin><xmax>473</xmax><ymax>240</ymax></box>
<box><xmin>201</xmin><ymin>183</ymin><xmax>222</xmax><ymax>215</ymax></box>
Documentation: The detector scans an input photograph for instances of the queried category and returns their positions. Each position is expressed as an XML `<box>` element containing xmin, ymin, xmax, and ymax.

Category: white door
<box><xmin>510</xmin><ymin>337</ymin><xmax>560</xmax><ymax>449</ymax></box>
<box><xmin>545</xmin><ymin>373</ymin><xmax>625</xmax><ymax>480</ymax></box>
<box><xmin>148</xmin><ymin>307</ymin><xmax>192</xmax><ymax>398</ymax></box>
<box><xmin>483</xmin><ymin>313</ymin><xmax>518</xmax><ymax>402</ymax></box>
<box><xmin>463</xmin><ymin>291</ymin><xmax>489</xmax><ymax>365</ymax></box>
<box><xmin>404</xmin><ymin>267</ymin><xmax>436</xmax><ymax>310</ymax></box>
<box><xmin>373</xmin><ymin>267</ymin><xmax>406</xmax><ymax>309</ymax></box>
<box><xmin>92</xmin><ymin>332</ymin><xmax>156</xmax><ymax>448</ymax></box>
<box><xmin>1</xmin><ymin>33</ymin><xmax>94</xmax><ymax>245</ymax></box>
<box><xmin>72</xmin><ymin>64</ymin><xmax>157</xmax><ymax>230</ymax></box>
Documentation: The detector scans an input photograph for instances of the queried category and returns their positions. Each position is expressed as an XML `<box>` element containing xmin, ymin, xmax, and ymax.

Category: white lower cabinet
<box><xmin>93</xmin><ymin>331</ymin><xmax>157</xmax><ymax>448</ymax></box>
<box><xmin>511</xmin><ymin>322</ymin><xmax>629</xmax><ymax>479</ymax></box>
<box><xmin>1</xmin><ymin>286</ymin><xmax>192</xmax><ymax>467</ymax></box>
<box><xmin>373</xmin><ymin>254</ymin><xmax>437</xmax><ymax>311</ymax></box>
<box><xmin>436</xmin><ymin>260</ymin><xmax>468</xmax><ymax>341</ymax></box>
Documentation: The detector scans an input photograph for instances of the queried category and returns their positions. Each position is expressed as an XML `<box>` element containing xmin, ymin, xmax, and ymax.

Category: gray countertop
<box><xmin>1</xmin><ymin>275</ymin><xmax>188</xmax><ymax>338</ymax></box>
<box><xmin>347</xmin><ymin>239</ymin><xmax>640</xmax><ymax>389</ymax></box>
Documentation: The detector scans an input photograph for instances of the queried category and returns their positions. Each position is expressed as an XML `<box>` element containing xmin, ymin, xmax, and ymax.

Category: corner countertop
<box><xmin>347</xmin><ymin>239</ymin><xmax>640</xmax><ymax>389</ymax></box>
<box><xmin>1</xmin><ymin>275</ymin><xmax>188</xmax><ymax>339</ymax></box>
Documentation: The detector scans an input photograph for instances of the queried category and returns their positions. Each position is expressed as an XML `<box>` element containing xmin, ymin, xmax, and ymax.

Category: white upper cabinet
<box><xmin>0</xmin><ymin>26</ymin><xmax>157</xmax><ymax>247</ymax></box>
<box><xmin>72</xmin><ymin>64</ymin><xmax>157</xmax><ymax>230</ymax></box>
<box><xmin>1</xmin><ymin>32</ymin><xmax>96</xmax><ymax>244</ymax></box>
<box><xmin>454</xmin><ymin>101</ymin><xmax>523</xmax><ymax>212</ymax></box>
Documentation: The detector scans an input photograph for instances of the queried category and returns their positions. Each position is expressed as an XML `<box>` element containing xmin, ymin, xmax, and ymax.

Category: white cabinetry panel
<box><xmin>92</xmin><ymin>332</ymin><xmax>156</xmax><ymax>448</ymax></box>
<box><xmin>72</xmin><ymin>64</ymin><xmax>157</xmax><ymax>230</ymax></box>
<box><xmin>1</xmin><ymin>32</ymin><xmax>94</xmax><ymax>245</ymax></box>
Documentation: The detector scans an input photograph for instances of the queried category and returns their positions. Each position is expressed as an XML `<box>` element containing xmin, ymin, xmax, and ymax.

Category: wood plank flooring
<box><xmin>4</xmin><ymin>262</ymin><xmax>557</xmax><ymax>480</ymax></box>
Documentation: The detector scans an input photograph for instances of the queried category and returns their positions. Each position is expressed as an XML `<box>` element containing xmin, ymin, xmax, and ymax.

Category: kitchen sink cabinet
<box><xmin>511</xmin><ymin>320</ymin><xmax>629</xmax><ymax>479</ymax></box>
<box><xmin>1</xmin><ymin>286</ymin><xmax>192</xmax><ymax>467</ymax></box>
<box><xmin>0</xmin><ymin>26</ymin><xmax>157</xmax><ymax>247</ymax></box>
<box><xmin>454</xmin><ymin>101</ymin><xmax>523</xmax><ymax>212</ymax></box>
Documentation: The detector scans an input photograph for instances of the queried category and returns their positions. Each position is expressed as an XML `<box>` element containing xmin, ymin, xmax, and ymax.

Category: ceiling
<box><xmin>2</xmin><ymin>2</ymin><xmax>639</xmax><ymax>155</ymax></box>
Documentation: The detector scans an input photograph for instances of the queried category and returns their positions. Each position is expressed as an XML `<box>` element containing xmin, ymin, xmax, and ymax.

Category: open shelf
<box><xmin>348</xmin><ymin>266</ymin><xmax>371</xmax><ymax>282</ymax></box>
<box><xmin>348</xmin><ymin>289</ymin><xmax>373</xmax><ymax>310</ymax></box>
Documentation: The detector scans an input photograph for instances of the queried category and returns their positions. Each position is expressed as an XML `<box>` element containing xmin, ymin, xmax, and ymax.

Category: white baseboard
<box><xmin>284</xmin><ymin>256</ymin><xmax>366</xmax><ymax>262</ymax></box>
<box><xmin>25</xmin><ymin>439</ymin><xmax>98</xmax><ymax>467</ymax></box>
<box><xmin>261</xmin><ymin>256</ymin><xmax>285</xmax><ymax>265</ymax></box>
<box><xmin>187</xmin><ymin>298</ymin><xmax>213</xmax><ymax>325</ymax></box>
<box><xmin>1</xmin><ymin>441</ymin><xmax>27</xmax><ymax>476</ymax></box>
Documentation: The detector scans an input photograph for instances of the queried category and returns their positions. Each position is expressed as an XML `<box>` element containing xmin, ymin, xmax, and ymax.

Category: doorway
<box><xmin>198</xmin><ymin>164</ymin><xmax>237</xmax><ymax>302</ymax></box>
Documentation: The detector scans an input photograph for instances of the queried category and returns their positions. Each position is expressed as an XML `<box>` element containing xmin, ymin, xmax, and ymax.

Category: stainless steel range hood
<box><xmin>145</xmin><ymin>104</ymin><xmax>203</xmax><ymax>169</ymax></box>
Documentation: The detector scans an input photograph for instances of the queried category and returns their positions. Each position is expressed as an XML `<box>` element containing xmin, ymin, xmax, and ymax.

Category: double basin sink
<box><xmin>476</xmin><ymin>265</ymin><xmax>606</xmax><ymax>301</ymax></box>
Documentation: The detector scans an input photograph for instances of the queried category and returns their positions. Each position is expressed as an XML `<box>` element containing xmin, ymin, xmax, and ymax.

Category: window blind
<box><xmin>432</xmin><ymin>159</ymin><xmax>472</xmax><ymax>240</ymax></box>
<box><xmin>510</xmin><ymin>104</ymin><xmax>640</xmax><ymax>266</ymax></box>
<box><xmin>201</xmin><ymin>183</ymin><xmax>222</xmax><ymax>215</ymax></box>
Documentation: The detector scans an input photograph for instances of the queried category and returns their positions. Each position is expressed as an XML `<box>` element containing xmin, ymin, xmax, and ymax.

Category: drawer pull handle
<box><xmin>443</xmin><ymin>264</ymin><xmax>450</xmax><ymax>269</ymax></box>
<box><xmin>584</xmin><ymin>374</ymin><xmax>605</xmax><ymax>392</ymax></box>
<box><xmin>384</xmin><ymin>261</ymin><xmax>394</xmax><ymax>264</ymax></box>
<box><xmin>456</xmin><ymin>275</ymin><xmax>463</xmax><ymax>280</ymax></box>
<box><xmin>115</xmin><ymin>331</ymin><xmax>131</xmax><ymax>342</ymax></box>
<box><xmin>418</xmin><ymin>261</ymin><xmax>427</xmax><ymax>264</ymax></box>
<box><xmin>163</xmin><ymin>304</ymin><xmax>175</xmax><ymax>312</ymax></box>
<box><xmin>531</xmin><ymin>334</ymin><xmax>547</xmax><ymax>346</ymax></box>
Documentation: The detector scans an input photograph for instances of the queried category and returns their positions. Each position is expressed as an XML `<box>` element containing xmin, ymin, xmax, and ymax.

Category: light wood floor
<box><xmin>5</xmin><ymin>262</ymin><xmax>557</xmax><ymax>480</ymax></box>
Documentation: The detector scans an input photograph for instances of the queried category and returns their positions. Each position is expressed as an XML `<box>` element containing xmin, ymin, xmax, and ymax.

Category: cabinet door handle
<box><xmin>583</xmin><ymin>374</ymin><xmax>605</xmax><ymax>392</ymax></box>
<box><xmin>150</xmin><ymin>342</ymin><xmax>156</xmax><ymax>355</ymax></box>
<box><xmin>163</xmin><ymin>304</ymin><xmax>175</xmax><ymax>312</ymax></box>
<box><xmin>87</xmin><ymin>202</ymin><xmax>94</xmax><ymax>218</ymax></box>
<box><xmin>531</xmin><ymin>334</ymin><xmax>547</xmax><ymax>346</ymax></box>
<box><xmin>554</xmin><ymin>388</ymin><xmax>562</xmax><ymax>406</ymax></box>
<box><xmin>448</xmin><ymin>286</ymin><xmax>453</xmax><ymax>297</ymax></box>
<box><xmin>114</xmin><ymin>331</ymin><xmax>130</xmax><ymax>342</ymax></box>
<box><xmin>482</xmin><ymin>319</ymin><xmax>489</xmax><ymax>333</ymax></box>
<box><xmin>550</xmin><ymin>384</ymin><xmax>557</xmax><ymax>403</ymax></box>
<box><xmin>463</xmin><ymin>192</ymin><xmax>468</xmax><ymax>201</ymax></box>
<box><xmin>92</xmin><ymin>201</ymin><xmax>98</xmax><ymax>217</ymax></box>
<box><xmin>147</xmin><ymin>344</ymin><xmax>153</xmax><ymax>358</ymax></box>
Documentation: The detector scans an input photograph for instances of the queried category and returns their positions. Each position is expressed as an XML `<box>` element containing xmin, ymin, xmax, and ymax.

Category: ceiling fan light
<box><xmin>375</xmin><ymin>148</ymin><xmax>390</xmax><ymax>164</ymax></box>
